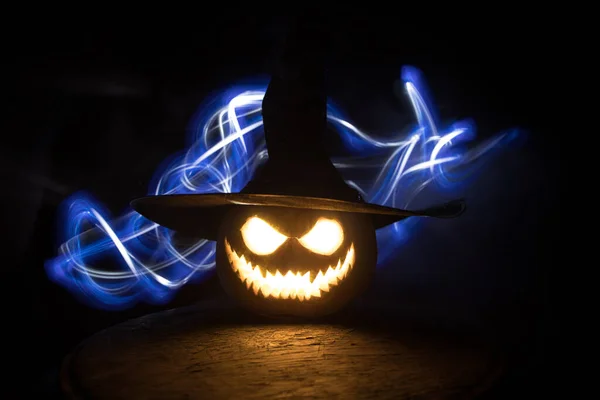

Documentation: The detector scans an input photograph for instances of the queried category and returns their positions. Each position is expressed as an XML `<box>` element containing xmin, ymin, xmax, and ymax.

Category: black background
<box><xmin>5</xmin><ymin>15</ymin><xmax>559</xmax><ymax>398</ymax></box>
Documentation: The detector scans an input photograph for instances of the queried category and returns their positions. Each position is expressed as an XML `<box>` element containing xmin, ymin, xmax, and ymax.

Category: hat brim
<box><xmin>131</xmin><ymin>193</ymin><xmax>465</xmax><ymax>241</ymax></box>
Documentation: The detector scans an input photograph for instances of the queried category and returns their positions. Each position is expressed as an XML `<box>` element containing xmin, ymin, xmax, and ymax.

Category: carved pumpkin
<box><xmin>216</xmin><ymin>206</ymin><xmax>377</xmax><ymax>317</ymax></box>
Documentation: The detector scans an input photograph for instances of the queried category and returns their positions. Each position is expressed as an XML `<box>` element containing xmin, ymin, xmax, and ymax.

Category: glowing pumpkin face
<box><xmin>216</xmin><ymin>206</ymin><xmax>377</xmax><ymax>317</ymax></box>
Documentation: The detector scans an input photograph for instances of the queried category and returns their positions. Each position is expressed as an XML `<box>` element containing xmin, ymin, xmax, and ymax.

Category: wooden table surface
<box><xmin>62</xmin><ymin>300</ymin><xmax>506</xmax><ymax>399</ymax></box>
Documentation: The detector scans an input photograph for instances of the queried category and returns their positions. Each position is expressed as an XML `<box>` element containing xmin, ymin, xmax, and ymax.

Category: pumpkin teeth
<box><xmin>225</xmin><ymin>239</ymin><xmax>355</xmax><ymax>301</ymax></box>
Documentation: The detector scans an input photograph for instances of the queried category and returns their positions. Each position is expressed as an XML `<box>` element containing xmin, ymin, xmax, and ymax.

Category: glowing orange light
<box><xmin>225</xmin><ymin>240</ymin><xmax>355</xmax><ymax>301</ymax></box>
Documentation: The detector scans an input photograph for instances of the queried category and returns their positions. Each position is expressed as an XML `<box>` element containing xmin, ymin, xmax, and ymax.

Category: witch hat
<box><xmin>131</xmin><ymin>25</ymin><xmax>465</xmax><ymax>240</ymax></box>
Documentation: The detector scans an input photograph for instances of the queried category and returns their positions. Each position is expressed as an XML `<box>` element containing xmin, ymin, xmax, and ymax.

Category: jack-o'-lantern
<box><xmin>215</xmin><ymin>206</ymin><xmax>376</xmax><ymax>317</ymax></box>
<box><xmin>131</xmin><ymin>29</ymin><xmax>465</xmax><ymax>317</ymax></box>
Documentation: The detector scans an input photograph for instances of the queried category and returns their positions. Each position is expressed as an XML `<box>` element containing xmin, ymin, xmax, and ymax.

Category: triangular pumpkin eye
<box><xmin>241</xmin><ymin>217</ymin><xmax>288</xmax><ymax>255</ymax></box>
<box><xmin>298</xmin><ymin>218</ymin><xmax>344</xmax><ymax>255</ymax></box>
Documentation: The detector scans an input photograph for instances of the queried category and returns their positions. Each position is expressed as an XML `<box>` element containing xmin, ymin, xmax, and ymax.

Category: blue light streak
<box><xmin>45</xmin><ymin>66</ymin><xmax>516</xmax><ymax>310</ymax></box>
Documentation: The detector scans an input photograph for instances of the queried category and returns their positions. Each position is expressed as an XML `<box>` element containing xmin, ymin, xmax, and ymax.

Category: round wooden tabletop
<box><xmin>62</xmin><ymin>300</ymin><xmax>505</xmax><ymax>399</ymax></box>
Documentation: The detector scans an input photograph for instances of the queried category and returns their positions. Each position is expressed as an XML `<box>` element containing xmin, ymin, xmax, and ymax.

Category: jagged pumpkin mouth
<box><xmin>224</xmin><ymin>239</ymin><xmax>355</xmax><ymax>301</ymax></box>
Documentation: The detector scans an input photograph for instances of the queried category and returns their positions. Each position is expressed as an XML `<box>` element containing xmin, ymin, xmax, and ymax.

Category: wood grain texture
<box><xmin>63</xmin><ymin>300</ymin><xmax>504</xmax><ymax>399</ymax></box>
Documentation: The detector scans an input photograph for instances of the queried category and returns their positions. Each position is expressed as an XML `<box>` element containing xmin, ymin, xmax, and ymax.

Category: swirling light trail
<box><xmin>46</xmin><ymin>66</ymin><xmax>516</xmax><ymax>310</ymax></box>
